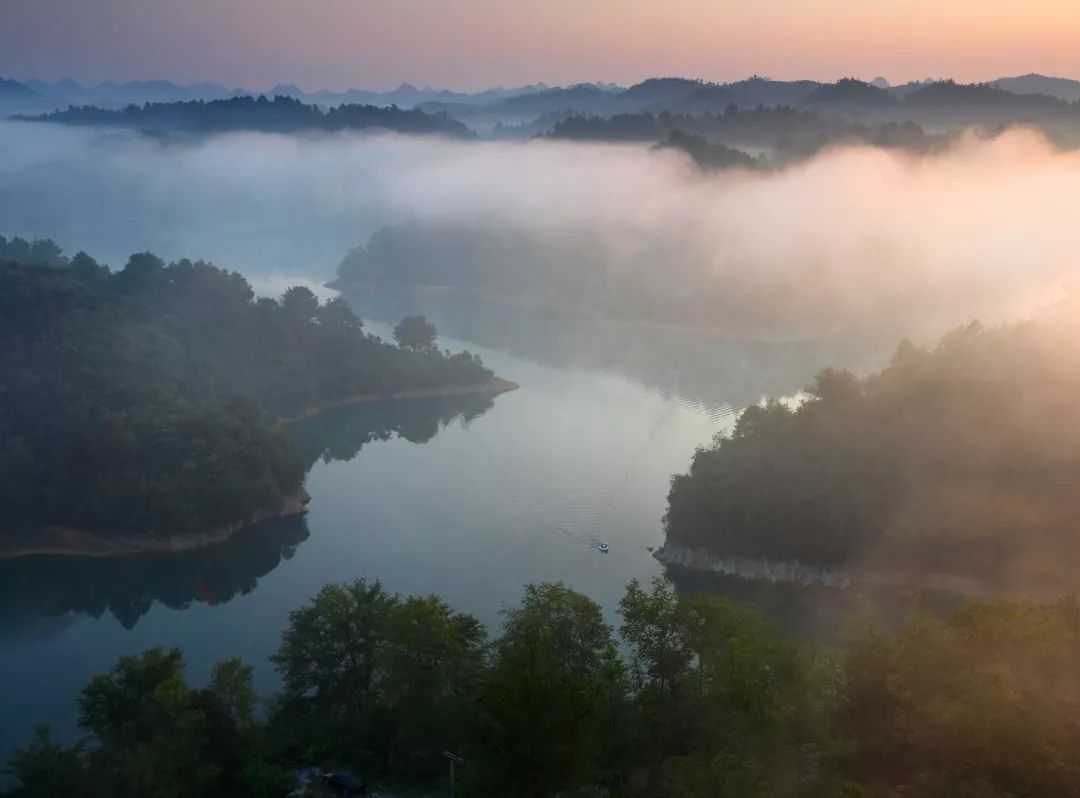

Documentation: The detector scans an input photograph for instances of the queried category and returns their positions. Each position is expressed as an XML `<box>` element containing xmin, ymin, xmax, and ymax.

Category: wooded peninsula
<box><xmin>664</xmin><ymin>304</ymin><xmax>1080</xmax><ymax>591</ymax></box>
<box><xmin>0</xmin><ymin>236</ymin><xmax>510</xmax><ymax>556</ymax></box>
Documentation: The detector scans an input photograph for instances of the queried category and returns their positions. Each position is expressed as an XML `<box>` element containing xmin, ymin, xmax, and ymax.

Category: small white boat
<box><xmin>598</xmin><ymin>542</ymin><xmax>610</xmax><ymax>553</ymax></box>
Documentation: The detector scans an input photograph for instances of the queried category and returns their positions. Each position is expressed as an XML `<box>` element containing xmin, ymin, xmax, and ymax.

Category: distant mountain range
<box><xmin>4</xmin><ymin>72</ymin><xmax>1079</xmax><ymax>115</ymax></box>
<box><xmin>6</xmin><ymin>72</ymin><xmax>1080</xmax><ymax>142</ymax></box>
<box><xmin>2</xmin><ymin>76</ymin><xmax>569</xmax><ymax>112</ymax></box>
<box><xmin>989</xmin><ymin>74</ymin><xmax>1080</xmax><ymax>103</ymax></box>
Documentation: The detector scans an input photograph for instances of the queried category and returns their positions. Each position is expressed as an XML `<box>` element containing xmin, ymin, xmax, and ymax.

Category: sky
<box><xmin>2</xmin><ymin>0</ymin><xmax>1080</xmax><ymax>91</ymax></box>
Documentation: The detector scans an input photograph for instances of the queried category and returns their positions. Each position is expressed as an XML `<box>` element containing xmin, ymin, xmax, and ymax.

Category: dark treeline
<box><xmin>666</xmin><ymin>304</ymin><xmax>1080</xmax><ymax>588</ymax></box>
<box><xmin>444</xmin><ymin>76</ymin><xmax>1080</xmax><ymax>135</ymax></box>
<box><xmin>654</xmin><ymin>129</ymin><xmax>767</xmax><ymax>170</ymax></box>
<box><xmin>548</xmin><ymin>106</ymin><xmax>944</xmax><ymax>161</ymax></box>
<box><xmin>6</xmin><ymin>578</ymin><xmax>1080</xmax><ymax>797</ymax></box>
<box><xmin>805</xmin><ymin>78</ymin><xmax>894</xmax><ymax>107</ymax></box>
<box><xmin>0</xmin><ymin>240</ymin><xmax>492</xmax><ymax>542</ymax></box>
<box><xmin>0</xmin><ymin>235</ymin><xmax>67</xmax><ymax>267</ymax></box>
<box><xmin>903</xmin><ymin>78</ymin><xmax>1069</xmax><ymax>109</ymax></box>
<box><xmin>19</xmin><ymin>94</ymin><xmax>475</xmax><ymax>138</ymax></box>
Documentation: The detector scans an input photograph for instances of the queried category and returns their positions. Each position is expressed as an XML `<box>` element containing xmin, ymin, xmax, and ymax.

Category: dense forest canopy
<box><xmin>665</xmin><ymin>303</ymin><xmax>1080</xmax><ymax>589</ymax></box>
<box><xmin>0</xmin><ymin>239</ymin><xmax>493</xmax><ymax>542</ymax></box>
<box><xmin>6</xmin><ymin>578</ymin><xmax>1080</xmax><ymax>797</ymax></box>
<box><xmin>549</xmin><ymin>107</ymin><xmax>944</xmax><ymax>160</ymax></box>
<box><xmin>18</xmin><ymin>94</ymin><xmax>476</xmax><ymax>138</ymax></box>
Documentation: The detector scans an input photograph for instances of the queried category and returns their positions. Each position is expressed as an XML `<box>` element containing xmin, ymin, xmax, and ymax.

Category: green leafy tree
<box><xmin>393</xmin><ymin>314</ymin><xmax>438</xmax><ymax>352</ymax></box>
<box><xmin>318</xmin><ymin>294</ymin><xmax>364</xmax><ymax>333</ymax></box>
<box><xmin>474</xmin><ymin>582</ymin><xmax>623</xmax><ymax>797</ymax></box>
<box><xmin>619</xmin><ymin>578</ymin><xmax>809</xmax><ymax>797</ymax></box>
<box><xmin>380</xmin><ymin>595</ymin><xmax>487</xmax><ymax>776</ymax></box>
<box><xmin>77</xmin><ymin>647</ymin><xmax>215</xmax><ymax>797</ymax></box>
<box><xmin>270</xmin><ymin>579</ymin><xmax>398</xmax><ymax>766</ymax></box>
<box><xmin>2</xmin><ymin>727</ymin><xmax>86</xmax><ymax>798</ymax></box>
<box><xmin>207</xmin><ymin>657</ymin><xmax>258</xmax><ymax>730</ymax></box>
<box><xmin>114</xmin><ymin>251</ymin><xmax>165</xmax><ymax>293</ymax></box>
<box><xmin>281</xmin><ymin>285</ymin><xmax>320</xmax><ymax>324</ymax></box>
<box><xmin>840</xmin><ymin>597</ymin><xmax>1080</xmax><ymax>796</ymax></box>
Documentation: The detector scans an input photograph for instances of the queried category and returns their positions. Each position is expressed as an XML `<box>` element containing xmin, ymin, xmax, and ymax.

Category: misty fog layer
<box><xmin>1</xmin><ymin>120</ymin><xmax>1077</xmax><ymax>336</ymax></box>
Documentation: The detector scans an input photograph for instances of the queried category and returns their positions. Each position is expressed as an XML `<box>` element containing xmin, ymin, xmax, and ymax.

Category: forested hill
<box><xmin>17</xmin><ymin>94</ymin><xmax>476</xmax><ymax>137</ymax></box>
<box><xmin>0</xmin><ymin>238</ymin><xmax>494</xmax><ymax>543</ymax></box>
<box><xmin>664</xmin><ymin>306</ymin><xmax>1080</xmax><ymax>589</ymax></box>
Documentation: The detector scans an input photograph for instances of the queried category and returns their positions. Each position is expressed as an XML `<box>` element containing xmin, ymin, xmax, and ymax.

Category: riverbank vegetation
<box><xmin>0</xmin><ymin>239</ymin><xmax>494</xmax><ymax>544</ymax></box>
<box><xmin>665</xmin><ymin>304</ymin><xmax>1080</xmax><ymax>588</ymax></box>
<box><xmin>5</xmin><ymin>578</ymin><xmax>1079</xmax><ymax>797</ymax></box>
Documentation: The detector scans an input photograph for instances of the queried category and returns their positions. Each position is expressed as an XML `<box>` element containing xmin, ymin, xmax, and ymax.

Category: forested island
<box><xmin>5</xmin><ymin>576</ymin><xmax>1079</xmax><ymax>797</ymax></box>
<box><xmin>663</xmin><ymin>304</ymin><xmax>1080</xmax><ymax>591</ymax></box>
<box><xmin>0</xmin><ymin>237</ymin><xmax>508</xmax><ymax>557</ymax></box>
<box><xmin>17</xmin><ymin>94</ymin><xmax>475</xmax><ymax>138</ymax></box>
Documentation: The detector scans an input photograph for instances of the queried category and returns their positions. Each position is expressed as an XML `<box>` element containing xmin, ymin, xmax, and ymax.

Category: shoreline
<box><xmin>0</xmin><ymin>378</ymin><xmax>519</xmax><ymax>562</ymax></box>
<box><xmin>0</xmin><ymin>490</ymin><xmax>311</xmax><ymax>562</ymax></box>
<box><xmin>278</xmin><ymin>377</ymin><xmax>520</xmax><ymax>424</ymax></box>
<box><xmin>653</xmin><ymin>542</ymin><xmax>996</xmax><ymax>596</ymax></box>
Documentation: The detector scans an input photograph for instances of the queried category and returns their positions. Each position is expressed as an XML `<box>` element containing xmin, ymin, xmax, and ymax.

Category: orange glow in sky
<box><xmin>3</xmin><ymin>0</ymin><xmax>1080</xmax><ymax>89</ymax></box>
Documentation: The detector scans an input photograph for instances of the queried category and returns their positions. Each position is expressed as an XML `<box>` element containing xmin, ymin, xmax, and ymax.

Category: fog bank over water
<box><xmin>2</xmin><ymin>120</ymin><xmax>1078</xmax><ymax>335</ymax></box>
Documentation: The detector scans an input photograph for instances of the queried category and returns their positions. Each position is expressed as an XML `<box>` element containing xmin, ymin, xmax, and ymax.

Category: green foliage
<box><xmin>78</xmin><ymin>648</ymin><xmax>213</xmax><ymax>797</ymax></box>
<box><xmin>839</xmin><ymin>596</ymin><xmax>1080</xmax><ymax>796</ymax></box>
<box><xmin>619</xmin><ymin>577</ymin><xmax>811</xmax><ymax>796</ymax></box>
<box><xmin>393</xmin><ymin>313</ymin><xmax>439</xmax><ymax>352</ymax></box>
<box><xmin>8</xmin><ymin>584</ymin><xmax>1080</xmax><ymax>797</ymax></box>
<box><xmin>4</xmin><ymin>648</ymin><xmax>290</xmax><ymax>798</ymax></box>
<box><xmin>0</xmin><ymin>235</ymin><xmax>68</xmax><ymax>267</ymax></box>
<box><xmin>0</xmin><ymin>241</ymin><xmax>493</xmax><ymax>542</ymax></box>
<box><xmin>208</xmin><ymin>658</ymin><xmax>259</xmax><ymax>730</ymax></box>
<box><xmin>474</xmin><ymin>582</ymin><xmax>623</xmax><ymax>796</ymax></box>
<box><xmin>2</xmin><ymin>727</ymin><xmax>85</xmax><ymax>798</ymax></box>
<box><xmin>666</xmin><ymin>311</ymin><xmax>1080</xmax><ymax>585</ymax></box>
<box><xmin>270</xmin><ymin>579</ymin><xmax>486</xmax><ymax>779</ymax></box>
